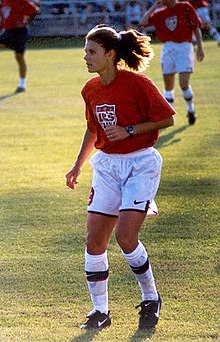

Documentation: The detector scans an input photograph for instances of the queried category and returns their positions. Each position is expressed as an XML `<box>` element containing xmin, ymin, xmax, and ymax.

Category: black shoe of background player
<box><xmin>15</xmin><ymin>86</ymin><xmax>26</xmax><ymax>93</ymax></box>
<box><xmin>187</xmin><ymin>110</ymin><xmax>196</xmax><ymax>125</ymax></box>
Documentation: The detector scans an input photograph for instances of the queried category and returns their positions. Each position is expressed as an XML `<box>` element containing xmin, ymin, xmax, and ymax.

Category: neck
<box><xmin>99</xmin><ymin>67</ymin><xmax>118</xmax><ymax>85</ymax></box>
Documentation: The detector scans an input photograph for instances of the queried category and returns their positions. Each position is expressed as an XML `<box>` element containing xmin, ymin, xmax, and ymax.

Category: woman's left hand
<box><xmin>105</xmin><ymin>125</ymin><xmax>129</xmax><ymax>141</ymax></box>
<box><xmin>196</xmin><ymin>46</ymin><xmax>205</xmax><ymax>62</ymax></box>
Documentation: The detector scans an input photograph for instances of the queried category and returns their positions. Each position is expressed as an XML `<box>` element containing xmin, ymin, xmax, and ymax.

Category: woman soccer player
<box><xmin>189</xmin><ymin>0</ymin><xmax>220</xmax><ymax>45</ymax></box>
<box><xmin>66</xmin><ymin>25</ymin><xmax>175</xmax><ymax>332</ymax></box>
<box><xmin>140</xmin><ymin>0</ymin><xmax>205</xmax><ymax>125</ymax></box>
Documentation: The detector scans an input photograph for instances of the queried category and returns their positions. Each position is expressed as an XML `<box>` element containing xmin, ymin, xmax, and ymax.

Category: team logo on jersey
<box><xmin>165</xmin><ymin>16</ymin><xmax>177</xmax><ymax>31</ymax></box>
<box><xmin>96</xmin><ymin>104</ymin><xmax>117</xmax><ymax>129</ymax></box>
<box><xmin>3</xmin><ymin>6</ymin><xmax>11</xmax><ymax>19</ymax></box>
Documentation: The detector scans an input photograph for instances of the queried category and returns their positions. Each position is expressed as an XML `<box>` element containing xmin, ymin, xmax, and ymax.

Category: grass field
<box><xmin>0</xmin><ymin>39</ymin><xmax>219</xmax><ymax>342</ymax></box>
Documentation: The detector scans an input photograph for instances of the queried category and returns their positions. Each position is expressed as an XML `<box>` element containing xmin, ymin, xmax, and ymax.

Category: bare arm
<box><xmin>66</xmin><ymin>128</ymin><xmax>96</xmax><ymax>189</ymax></box>
<box><xmin>133</xmin><ymin>115</ymin><xmax>174</xmax><ymax>134</ymax></box>
<box><xmin>194</xmin><ymin>27</ymin><xmax>205</xmax><ymax>62</ymax></box>
<box><xmin>140</xmin><ymin>0</ymin><xmax>162</xmax><ymax>26</ymax></box>
<box><xmin>27</xmin><ymin>8</ymin><xmax>40</xmax><ymax>25</ymax></box>
<box><xmin>105</xmin><ymin>116</ymin><xmax>174</xmax><ymax>141</ymax></box>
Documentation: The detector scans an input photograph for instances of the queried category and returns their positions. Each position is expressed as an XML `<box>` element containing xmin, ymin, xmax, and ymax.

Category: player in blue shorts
<box><xmin>0</xmin><ymin>0</ymin><xmax>39</xmax><ymax>93</ymax></box>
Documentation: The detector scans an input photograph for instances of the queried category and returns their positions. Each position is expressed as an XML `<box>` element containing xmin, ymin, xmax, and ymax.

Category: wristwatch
<box><xmin>126</xmin><ymin>125</ymin><xmax>135</xmax><ymax>138</ymax></box>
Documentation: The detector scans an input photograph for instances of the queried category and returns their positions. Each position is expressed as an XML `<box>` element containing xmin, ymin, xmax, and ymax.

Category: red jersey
<box><xmin>0</xmin><ymin>0</ymin><xmax>38</xmax><ymax>30</ymax></box>
<box><xmin>146</xmin><ymin>2</ymin><xmax>201</xmax><ymax>43</ymax></box>
<box><xmin>81</xmin><ymin>70</ymin><xmax>175</xmax><ymax>154</ymax></box>
<box><xmin>189</xmin><ymin>0</ymin><xmax>208</xmax><ymax>9</ymax></box>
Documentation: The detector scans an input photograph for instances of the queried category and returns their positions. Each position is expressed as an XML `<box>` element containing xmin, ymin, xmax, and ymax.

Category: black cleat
<box><xmin>15</xmin><ymin>87</ymin><xmax>26</xmax><ymax>93</ymax></box>
<box><xmin>187</xmin><ymin>110</ymin><xmax>196</xmax><ymax>125</ymax></box>
<box><xmin>80</xmin><ymin>310</ymin><xmax>111</xmax><ymax>330</ymax></box>
<box><xmin>136</xmin><ymin>293</ymin><xmax>162</xmax><ymax>331</ymax></box>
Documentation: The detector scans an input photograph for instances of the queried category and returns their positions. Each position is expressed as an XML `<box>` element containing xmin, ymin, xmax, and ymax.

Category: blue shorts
<box><xmin>0</xmin><ymin>27</ymin><xmax>29</xmax><ymax>53</ymax></box>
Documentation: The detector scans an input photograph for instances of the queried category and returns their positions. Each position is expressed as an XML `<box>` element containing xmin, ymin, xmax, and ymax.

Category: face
<box><xmin>84</xmin><ymin>39</ymin><xmax>110</xmax><ymax>74</ymax></box>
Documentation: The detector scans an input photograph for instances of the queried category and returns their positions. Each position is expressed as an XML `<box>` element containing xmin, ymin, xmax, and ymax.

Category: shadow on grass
<box><xmin>215</xmin><ymin>263</ymin><xmax>220</xmax><ymax>275</ymax></box>
<box><xmin>129</xmin><ymin>328</ymin><xmax>155</xmax><ymax>341</ymax></box>
<box><xmin>155</xmin><ymin>125</ymin><xmax>189</xmax><ymax>149</ymax></box>
<box><xmin>0</xmin><ymin>91</ymin><xmax>24</xmax><ymax>101</ymax></box>
<box><xmin>70</xmin><ymin>328</ymin><xmax>154</xmax><ymax>341</ymax></box>
<box><xmin>70</xmin><ymin>329</ymin><xmax>100</xmax><ymax>342</ymax></box>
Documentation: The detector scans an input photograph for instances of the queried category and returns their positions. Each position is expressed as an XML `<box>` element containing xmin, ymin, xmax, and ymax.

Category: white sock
<box><xmin>122</xmin><ymin>241</ymin><xmax>158</xmax><ymax>301</ymax></box>
<box><xmin>18</xmin><ymin>78</ymin><xmax>26</xmax><ymax>89</ymax></box>
<box><xmin>182</xmin><ymin>85</ymin><xmax>194</xmax><ymax>112</ymax></box>
<box><xmin>85</xmin><ymin>249</ymin><xmax>109</xmax><ymax>314</ymax></box>
<box><xmin>163</xmin><ymin>90</ymin><xmax>174</xmax><ymax>107</ymax></box>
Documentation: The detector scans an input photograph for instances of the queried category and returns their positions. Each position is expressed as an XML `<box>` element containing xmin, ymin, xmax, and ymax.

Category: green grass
<box><xmin>0</xmin><ymin>39</ymin><xmax>219</xmax><ymax>341</ymax></box>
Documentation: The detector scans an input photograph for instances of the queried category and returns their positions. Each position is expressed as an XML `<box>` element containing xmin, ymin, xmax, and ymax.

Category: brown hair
<box><xmin>86</xmin><ymin>25</ymin><xmax>154</xmax><ymax>71</ymax></box>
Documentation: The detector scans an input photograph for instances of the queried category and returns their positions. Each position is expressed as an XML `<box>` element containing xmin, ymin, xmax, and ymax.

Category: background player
<box><xmin>66</xmin><ymin>25</ymin><xmax>175</xmax><ymax>332</ymax></box>
<box><xmin>140</xmin><ymin>0</ymin><xmax>205</xmax><ymax>125</ymax></box>
<box><xmin>0</xmin><ymin>0</ymin><xmax>39</xmax><ymax>93</ymax></box>
<box><xmin>189</xmin><ymin>0</ymin><xmax>220</xmax><ymax>45</ymax></box>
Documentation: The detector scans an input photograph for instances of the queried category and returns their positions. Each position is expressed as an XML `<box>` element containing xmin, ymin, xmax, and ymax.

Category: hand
<box><xmin>66</xmin><ymin>165</ymin><xmax>80</xmax><ymax>189</ymax></box>
<box><xmin>196</xmin><ymin>46</ymin><xmax>205</xmax><ymax>62</ymax></box>
<box><xmin>104</xmin><ymin>125</ymin><xmax>129</xmax><ymax>141</ymax></box>
<box><xmin>154</xmin><ymin>0</ymin><xmax>165</xmax><ymax>9</ymax></box>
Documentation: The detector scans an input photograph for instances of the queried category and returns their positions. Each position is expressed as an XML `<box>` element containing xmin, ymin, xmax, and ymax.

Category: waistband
<box><xmin>97</xmin><ymin>147</ymin><xmax>155</xmax><ymax>160</ymax></box>
<box><xmin>163</xmin><ymin>41</ymin><xmax>193</xmax><ymax>46</ymax></box>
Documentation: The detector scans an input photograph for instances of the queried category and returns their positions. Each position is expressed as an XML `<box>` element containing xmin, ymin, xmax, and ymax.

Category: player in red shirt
<box><xmin>0</xmin><ymin>0</ymin><xmax>39</xmax><ymax>93</ymax></box>
<box><xmin>66</xmin><ymin>25</ymin><xmax>175</xmax><ymax>332</ymax></box>
<box><xmin>140</xmin><ymin>0</ymin><xmax>205</xmax><ymax>125</ymax></box>
<box><xmin>189</xmin><ymin>0</ymin><xmax>220</xmax><ymax>45</ymax></box>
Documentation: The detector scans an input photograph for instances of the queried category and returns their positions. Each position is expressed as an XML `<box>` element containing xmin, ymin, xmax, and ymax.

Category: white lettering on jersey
<box><xmin>96</xmin><ymin>104</ymin><xmax>117</xmax><ymax>129</ymax></box>
<box><xmin>165</xmin><ymin>16</ymin><xmax>177</xmax><ymax>31</ymax></box>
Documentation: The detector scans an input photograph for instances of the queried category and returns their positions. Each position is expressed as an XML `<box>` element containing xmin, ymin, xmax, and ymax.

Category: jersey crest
<box><xmin>3</xmin><ymin>6</ymin><xmax>11</xmax><ymax>19</ymax></box>
<box><xmin>96</xmin><ymin>104</ymin><xmax>117</xmax><ymax>129</ymax></box>
<box><xmin>165</xmin><ymin>16</ymin><xmax>177</xmax><ymax>31</ymax></box>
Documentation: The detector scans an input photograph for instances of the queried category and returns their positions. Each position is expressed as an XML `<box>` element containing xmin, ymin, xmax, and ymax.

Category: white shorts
<box><xmin>87</xmin><ymin>147</ymin><xmax>163</xmax><ymax>217</ymax></box>
<box><xmin>196</xmin><ymin>7</ymin><xmax>211</xmax><ymax>24</ymax></box>
<box><xmin>161</xmin><ymin>42</ymin><xmax>194</xmax><ymax>75</ymax></box>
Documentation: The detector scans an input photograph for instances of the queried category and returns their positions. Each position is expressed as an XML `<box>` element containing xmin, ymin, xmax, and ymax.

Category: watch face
<box><xmin>126</xmin><ymin>125</ymin><xmax>134</xmax><ymax>134</ymax></box>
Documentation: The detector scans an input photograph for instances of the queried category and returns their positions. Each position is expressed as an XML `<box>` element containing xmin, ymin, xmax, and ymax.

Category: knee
<box><xmin>179</xmin><ymin>82</ymin><xmax>188</xmax><ymax>91</ymax></box>
<box><xmin>15</xmin><ymin>53</ymin><xmax>25</xmax><ymax>64</ymax></box>
<box><xmin>86</xmin><ymin>231</ymin><xmax>108</xmax><ymax>255</ymax></box>
<box><xmin>115</xmin><ymin>230</ymin><xmax>137</xmax><ymax>253</ymax></box>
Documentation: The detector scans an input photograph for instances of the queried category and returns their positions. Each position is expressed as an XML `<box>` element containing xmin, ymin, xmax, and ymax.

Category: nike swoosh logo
<box><xmin>134</xmin><ymin>200</ymin><xmax>147</xmax><ymax>205</ymax></box>
<box><xmin>155</xmin><ymin>303</ymin><xmax>161</xmax><ymax>318</ymax></box>
<box><xmin>132</xmin><ymin>267</ymin><xmax>141</xmax><ymax>271</ymax></box>
<box><xmin>97</xmin><ymin>317</ymin><xmax>109</xmax><ymax>327</ymax></box>
<box><xmin>87</xmin><ymin>274</ymin><xmax>97</xmax><ymax>278</ymax></box>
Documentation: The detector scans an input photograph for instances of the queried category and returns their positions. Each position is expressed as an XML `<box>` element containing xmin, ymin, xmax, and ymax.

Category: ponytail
<box><xmin>117</xmin><ymin>29</ymin><xmax>154</xmax><ymax>71</ymax></box>
<box><xmin>86</xmin><ymin>25</ymin><xmax>154</xmax><ymax>72</ymax></box>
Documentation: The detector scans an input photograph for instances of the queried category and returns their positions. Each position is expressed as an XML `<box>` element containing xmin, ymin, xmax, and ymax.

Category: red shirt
<box><xmin>146</xmin><ymin>2</ymin><xmax>201</xmax><ymax>43</ymax></box>
<box><xmin>0</xmin><ymin>0</ymin><xmax>38</xmax><ymax>30</ymax></box>
<box><xmin>81</xmin><ymin>70</ymin><xmax>175</xmax><ymax>154</ymax></box>
<box><xmin>189</xmin><ymin>0</ymin><xmax>208</xmax><ymax>9</ymax></box>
